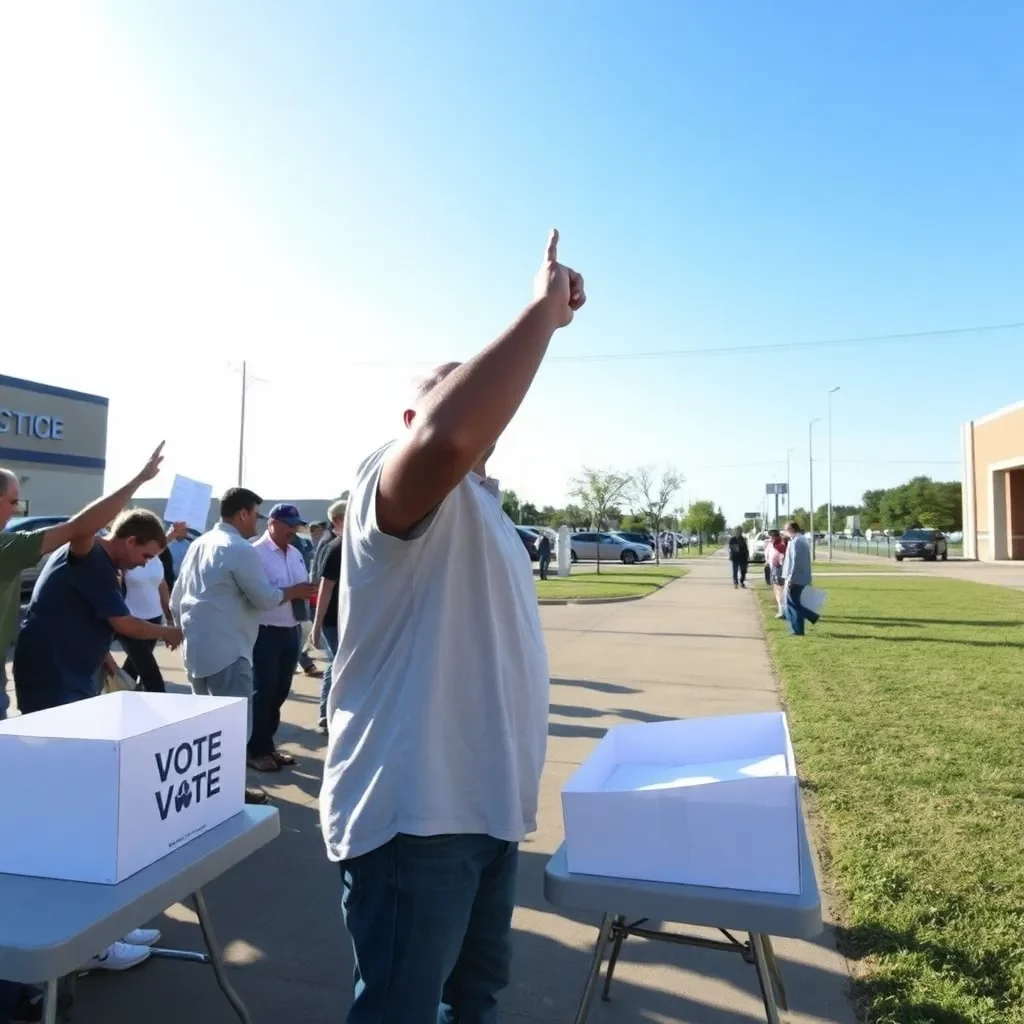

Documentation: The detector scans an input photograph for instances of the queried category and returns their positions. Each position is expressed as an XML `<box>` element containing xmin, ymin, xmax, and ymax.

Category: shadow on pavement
<box><xmin>551</xmin><ymin>677</ymin><xmax>641</xmax><ymax>696</ymax></box>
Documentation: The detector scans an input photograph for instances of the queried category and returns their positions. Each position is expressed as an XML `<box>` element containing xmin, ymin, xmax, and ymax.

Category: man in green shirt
<box><xmin>0</xmin><ymin>442</ymin><xmax>166</xmax><ymax>719</ymax></box>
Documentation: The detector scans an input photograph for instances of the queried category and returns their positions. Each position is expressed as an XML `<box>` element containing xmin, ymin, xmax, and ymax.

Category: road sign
<box><xmin>765</xmin><ymin>483</ymin><xmax>788</xmax><ymax>495</ymax></box>
<box><xmin>744</xmin><ymin>512</ymin><xmax>759</xmax><ymax>520</ymax></box>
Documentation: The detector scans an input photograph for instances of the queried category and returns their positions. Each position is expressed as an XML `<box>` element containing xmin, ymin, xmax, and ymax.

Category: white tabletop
<box><xmin>544</xmin><ymin>814</ymin><xmax>822</xmax><ymax>939</ymax></box>
<box><xmin>0</xmin><ymin>807</ymin><xmax>279</xmax><ymax>983</ymax></box>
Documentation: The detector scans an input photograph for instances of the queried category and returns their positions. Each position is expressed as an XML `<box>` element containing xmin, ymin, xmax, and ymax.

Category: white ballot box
<box><xmin>561</xmin><ymin>711</ymin><xmax>803</xmax><ymax>894</ymax></box>
<box><xmin>0</xmin><ymin>692</ymin><xmax>246</xmax><ymax>884</ymax></box>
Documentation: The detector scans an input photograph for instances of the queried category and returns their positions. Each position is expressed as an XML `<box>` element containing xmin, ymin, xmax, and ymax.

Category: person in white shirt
<box><xmin>117</xmin><ymin>521</ymin><xmax>187</xmax><ymax>692</ymax></box>
<box><xmin>171</xmin><ymin>488</ymin><xmax>315</xmax><ymax>804</ymax></box>
<box><xmin>319</xmin><ymin>230</ymin><xmax>585</xmax><ymax>1024</ymax></box>
<box><xmin>248</xmin><ymin>503</ymin><xmax>312</xmax><ymax>773</ymax></box>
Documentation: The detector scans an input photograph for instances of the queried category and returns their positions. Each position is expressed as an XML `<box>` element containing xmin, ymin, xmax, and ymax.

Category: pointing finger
<box><xmin>545</xmin><ymin>228</ymin><xmax>559</xmax><ymax>265</ymax></box>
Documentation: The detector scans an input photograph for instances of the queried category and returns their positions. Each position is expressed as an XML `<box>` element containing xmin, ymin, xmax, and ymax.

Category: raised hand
<box><xmin>533</xmin><ymin>229</ymin><xmax>586</xmax><ymax>328</ymax></box>
<box><xmin>137</xmin><ymin>442</ymin><xmax>166</xmax><ymax>483</ymax></box>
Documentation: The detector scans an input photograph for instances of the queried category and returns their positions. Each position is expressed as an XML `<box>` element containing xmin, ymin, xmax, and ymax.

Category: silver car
<box><xmin>569</xmin><ymin>531</ymin><xmax>653</xmax><ymax>565</ymax></box>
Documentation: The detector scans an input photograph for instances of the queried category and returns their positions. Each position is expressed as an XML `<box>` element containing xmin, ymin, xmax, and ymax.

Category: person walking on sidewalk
<box><xmin>319</xmin><ymin>229</ymin><xmax>585</xmax><ymax>1024</ymax></box>
<box><xmin>248</xmin><ymin>503</ymin><xmax>312</xmax><ymax>772</ymax></box>
<box><xmin>782</xmin><ymin>520</ymin><xmax>819</xmax><ymax>636</ymax></box>
<box><xmin>171</xmin><ymin>488</ymin><xmax>315</xmax><ymax>803</ymax></box>
<box><xmin>727</xmin><ymin>526</ymin><xmax>750</xmax><ymax>588</ymax></box>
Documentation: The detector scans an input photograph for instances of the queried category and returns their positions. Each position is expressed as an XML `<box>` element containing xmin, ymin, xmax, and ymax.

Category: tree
<box><xmin>789</xmin><ymin>507</ymin><xmax>810</xmax><ymax>531</ymax></box>
<box><xmin>861</xmin><ymin>489</ymin><xmax>886</xmax><ymax>529</ymax></box>
<box><xmin>519</xmin><ymin>502</ymin><xmax>541</xmax><ymax>525</ymax></box>
<box><xmin>570</xmin><ymin>468</ymin><xmax>633</xmax><ymax>572</ymax></box>
<box><xmin>631</xmin><ymin>466</ymin><xmax>684</xmax><ymax>563</ymax></box>
<box><xmin>501</xmin><ymin>489</ymin><xmax>520</xmax><ymax>523</ymax></box>
<box><xmin>683</xmin><ymin>500</ymin><xmax>718</xmax><ymax>554</ymax></box>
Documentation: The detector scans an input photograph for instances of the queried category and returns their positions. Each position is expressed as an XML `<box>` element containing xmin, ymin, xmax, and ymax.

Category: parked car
<box><xmin>569</xmin><ymin>532</ymin><xmax>653</xmax><ymax>564</ymax></box>
<box><xmin>612</xmin><ymin>531</ymin><xmax>655</xmax><ymax>551</ymax></box>
<box><xmin>515</xmin><ymin>525</ymin><xmax>540</xmax><ymax>561</ymax></box>
<box><xmin>749</xmin><ymin>532</ymin><xmax>769</xmax><ymax>563</ymax></box>
<box><xmin>894</xmin><ymin>529</ymin><xmax>948</xmax><ymax>562</ymax></box>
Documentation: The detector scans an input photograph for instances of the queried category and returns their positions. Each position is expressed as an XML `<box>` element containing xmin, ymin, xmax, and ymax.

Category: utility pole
<box><xmin>233</xmin><ymin>360</ymin><xmax>265</xmax><ymax>488</ymax></box>
<box><xmin>809</xmin><ymin>418</ymin><xmax>821</xmax><ymax>561</ymax></box>
<box><xmin>827</xmin><ymin>386</ymin><xmax>840</xmax><ymax>561</ymax></box>
<box><xmin>237</xmin><ymin>359</ymin><xmax>247</xmax><ymax>486</ymax></box>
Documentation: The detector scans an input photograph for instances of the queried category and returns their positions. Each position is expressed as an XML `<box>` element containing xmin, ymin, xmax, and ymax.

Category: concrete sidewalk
<box><xmin>62</xmin><ymin>555</ymin><xmax>855</xmax><ymax>1023</ymax></box>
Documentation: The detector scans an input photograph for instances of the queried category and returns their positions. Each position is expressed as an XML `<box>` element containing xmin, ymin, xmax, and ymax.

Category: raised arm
<box><xmin>43</xmin><ymin>443</ymin><xmax>166</xmax><ymax>557</ymax></box>
<box><xmin>377</xmin><ymin>231</ymin><xmax>585</xmax><ymax>537</ymax></box>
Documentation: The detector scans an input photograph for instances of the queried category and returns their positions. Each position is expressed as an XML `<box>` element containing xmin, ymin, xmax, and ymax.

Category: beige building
<box><xmin>0</xmin><ymin>374</ymin><xmax>109</xmax><ymax>517</ymax></box>
<box><xmin>961</xmin><ymin>399</ymin><xmax>1024</xmax><ymax>561</ymax></box>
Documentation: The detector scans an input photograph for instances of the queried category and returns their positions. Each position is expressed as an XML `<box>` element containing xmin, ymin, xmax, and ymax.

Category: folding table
<box><xmin>0</xmin><ymin>806</ymin><xmax>279</xmax><ymax>1024</ymax></box>
<box><xmin>544</xmin><ymin>815</ymin><xmax>822</xmax><ymax>1024</ymax></box>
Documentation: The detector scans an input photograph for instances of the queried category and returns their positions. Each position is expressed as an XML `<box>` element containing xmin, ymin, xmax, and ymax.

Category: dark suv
<box><xmin>894</xmin><ymin>529</ymin><xmax>948</xmax><ymax>562</ymax></box>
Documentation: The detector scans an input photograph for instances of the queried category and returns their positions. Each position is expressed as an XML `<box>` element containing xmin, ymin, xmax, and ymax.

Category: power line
<box><xmin>684</xmin><ymin>458</ymin><xmax>959</xmax><ymax>471</ymax></box>
<box><xmin>547</xmin><ymin>320</ymin><xmax>1023</xmax><ymax>364</ymax></box>
<box><xmin>347</xmin><ymin>319</ymin><xmax>1022</xmax><ymax>368</ymax></box>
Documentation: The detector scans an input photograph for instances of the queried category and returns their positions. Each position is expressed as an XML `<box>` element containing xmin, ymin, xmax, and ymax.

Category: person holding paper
<box><xmin>0</xmin><ymin>443</ymin><xmax>165</xmax><ymax>720</ymax></box>
<box><xmin>170</xmin><ymin>488</ymin><xmax>315</xmax><ymax>804</ymax></box>
<box><xmin>782</xmin><ymin>519</ymin><xmax>819</xmax><ymax>636</ymax></box>
<box><xmin>319</xmin><ymin>230</ymin><xmax>585</xmax><ymax>1024</ymax></box>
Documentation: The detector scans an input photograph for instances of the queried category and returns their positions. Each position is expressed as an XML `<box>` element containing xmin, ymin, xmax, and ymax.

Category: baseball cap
<box><xmin>268</xmin><ymin>503</ymin><xmax>306</xmax><ymax>527</ymax></box>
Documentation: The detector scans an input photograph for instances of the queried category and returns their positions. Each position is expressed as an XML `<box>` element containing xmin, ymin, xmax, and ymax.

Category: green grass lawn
<box><xmin>536</xmin><ymin>566</ymin><xmax>688</xmax><ymax>600</ymax></box>
<box><xmin>674</xmin><ymin>546</ymin><xmax>722</xmax><ymax>558</ymax></box>
<box><xmin>758</xmin><ymin>577</ymin><xmax>1024</xmax><ymax>1023</ymax></box>
<box><xmin>810</xmin><ymin>561</ymin><xmax>911</xmax><ymax>573</ymax></box>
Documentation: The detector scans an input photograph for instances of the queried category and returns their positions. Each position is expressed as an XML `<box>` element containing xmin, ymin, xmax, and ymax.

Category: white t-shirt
<box><xmin>123</xmin><ymin>554</ymin><xmax>165</xmax><ymax>621</ymax></box>
<box><xmin>319</xmin><ymin>444</ymin><xmax>550</xmax><ymax>862</ymax></box>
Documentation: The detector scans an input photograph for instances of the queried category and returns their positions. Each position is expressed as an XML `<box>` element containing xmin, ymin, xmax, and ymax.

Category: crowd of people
<box><xmin>727</xmin><ymin>522</ymin><xmax>819</xmax><ymax>635</ymax></box>
<box><xmin>0</xmin><ymin>230</ymin><xmax>585</xmax><ymax>1023</ymax></box>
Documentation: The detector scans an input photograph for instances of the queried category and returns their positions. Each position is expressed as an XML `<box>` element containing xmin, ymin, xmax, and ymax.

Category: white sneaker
<box><xmin>84</xmin><ymin>941</ymin><xmax>151</xmax><ymax>972</ymax></box>
<box><xmin>123</xmin><ymin>928</ymin><xmax>162</xmax><ymax>946</ymax></box>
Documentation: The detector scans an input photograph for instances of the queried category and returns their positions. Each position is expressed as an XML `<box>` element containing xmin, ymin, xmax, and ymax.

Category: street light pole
<box><xmin>809</xmin><ymin>419</ymin><xmax>821</xmax><ymax>562</ymax></box>
<box><xmin>786</xmin><ymin>447</ymin><xmax>795</xmax><ymax>523</ymax></box>
<box><xmin>827</xmin><ymin>386</ymin><xmax>840</xmax><ymax>561</ymax></box>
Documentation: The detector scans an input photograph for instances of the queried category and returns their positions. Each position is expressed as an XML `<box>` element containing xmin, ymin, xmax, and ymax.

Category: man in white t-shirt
<box><xmin>319</xmin><ymin>231</ymin><xmax>585</xmax><ymax>1024</ymax></box>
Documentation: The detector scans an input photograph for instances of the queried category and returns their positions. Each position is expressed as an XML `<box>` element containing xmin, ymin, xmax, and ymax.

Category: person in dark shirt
<box><xmin>727</xmin><ymin>527</ymin><xmax>750</xmax><ymax>589</ymax></box>
<box><xmin>14</xmin><ymin>509</ymin><xmax>183</xmax><ymax>714</ymax></box>
<box><xmin>311</xmin><ymin>533</ymin><xmax>343</xmax><ymax>734</ymax></box>
<box><xmin>535</xmin><ymin>531</ymin><xmax>553</xmax><ymax>580</ymax></box>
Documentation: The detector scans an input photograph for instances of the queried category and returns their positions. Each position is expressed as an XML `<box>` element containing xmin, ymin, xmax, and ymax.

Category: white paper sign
<box><xmin>164</xmin><ymin>474</ymin><xmax>213</xmax><ymax>532</ymax></box>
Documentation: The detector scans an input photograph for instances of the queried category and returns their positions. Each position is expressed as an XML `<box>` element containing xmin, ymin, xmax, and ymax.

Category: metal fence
<box><xmin>819</xmin><ymin>536</ymin><xmax>964</xmax><ymax>560</ymax></box>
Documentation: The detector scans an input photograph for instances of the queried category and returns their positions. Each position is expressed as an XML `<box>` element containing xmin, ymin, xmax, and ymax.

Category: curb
<box><xmin>538</xmin><ymin>593</ymin><xmax>648</xmax><ymax>606</ymax></box>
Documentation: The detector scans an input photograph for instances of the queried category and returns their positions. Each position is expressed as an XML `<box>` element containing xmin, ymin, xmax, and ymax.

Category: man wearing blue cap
<box><xmin>248</xmin><ymin>503</ymin><xmax>311</xmax><ymax>771</ymax></box>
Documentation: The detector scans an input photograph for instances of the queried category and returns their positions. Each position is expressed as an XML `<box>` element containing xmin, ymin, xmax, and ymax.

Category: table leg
<box><xmin>750</xmin><ymin>933</ymin><xmax>783</xmax><ymax>1024</ymax></box>
<box><xmin>572</xmin><ymin>913</ymin><xmax>613</xmax><ymax>1024</ymax></box>
<box><xmin>601</xmin><ymin>915</ymin><xmax>627</xmax><ymax>1001</ymax></box>
<box><xmin>41</xmin><ymin>979</ymin><xmax>57</xmax><ymax>1024</ymax></box>
<box><xmin>191</xmin><ymin>889</ymin><xmax>252</xmax><ymax>1024</ymax></box>
<box><xmin>761</xmin><ymin>935</ymin><xmax>788</xmax><ymax>1011</ymax></box>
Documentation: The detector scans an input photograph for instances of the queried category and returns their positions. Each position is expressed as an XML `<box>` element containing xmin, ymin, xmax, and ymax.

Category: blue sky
<box><xmin>2</xmin><ymin>1</ymin><xmax>1021</xmax><ymax>521</ymax></box>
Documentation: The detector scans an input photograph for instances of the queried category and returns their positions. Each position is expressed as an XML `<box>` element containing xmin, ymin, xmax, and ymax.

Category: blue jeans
<box><xmin>340</xmin><ymin>833</ymin><xmax>518</xmax><ymax>1024</ymax></box>
<box><xmin>731</xmin><ymin>559</ymin><xmax>748</xmax><ymax>585</ymax></box>
<box><xmin>249</xmin><ymin>625</ymin><xmax>300</xmax><ymax>757</ymax></box>
<box><xmin>785</xmin><ymin>583</ymin><xmax>819</xmax><ymax>636</ymax></box>
<box><xmin>318</xmin><ymin>625</ymin><xmax>338</xmax><ymax>723</ymax></box>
